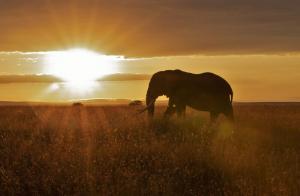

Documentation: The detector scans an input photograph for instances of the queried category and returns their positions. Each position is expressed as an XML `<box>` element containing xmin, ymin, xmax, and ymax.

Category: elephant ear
<box><xmin>163</xmin><ymin>72</ymin><xmax>182</xmax><ymax>96</ymax></box>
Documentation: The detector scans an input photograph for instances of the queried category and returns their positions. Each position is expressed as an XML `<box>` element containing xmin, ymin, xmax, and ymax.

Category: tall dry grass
<box><xmin>0</xmin><ymin>103</ymin><xmax>299</xmax><ymax>195</ymax></box>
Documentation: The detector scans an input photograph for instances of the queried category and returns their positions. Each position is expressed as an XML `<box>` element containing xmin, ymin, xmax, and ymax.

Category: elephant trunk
<box><xmin>146</xmin><ymin>88</ymin><xmax>158</xmax><ymax>117</ymax></box>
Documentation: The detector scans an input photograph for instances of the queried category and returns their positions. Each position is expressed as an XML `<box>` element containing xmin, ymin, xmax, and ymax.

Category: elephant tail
<box><xmin>229</xmin><ymin>87</ymin><xmax>233</xmax><ymax>104</ymax></box>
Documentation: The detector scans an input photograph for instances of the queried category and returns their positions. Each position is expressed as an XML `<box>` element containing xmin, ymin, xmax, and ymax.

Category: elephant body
<box><xmin>145</xmin><ymin>70</ymin><xmax>233</xmax><ymax>121</ymax></box>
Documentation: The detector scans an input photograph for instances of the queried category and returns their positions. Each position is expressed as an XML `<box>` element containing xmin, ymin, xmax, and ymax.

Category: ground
<box><xmin>0</xmin><ymin>103</ymin><xmax>299</xmax><ymax>195</ymax></box>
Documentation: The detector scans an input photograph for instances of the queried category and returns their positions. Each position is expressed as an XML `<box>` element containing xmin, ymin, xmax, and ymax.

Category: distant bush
<box><xmin>129</xmin><ymin>100</ymin><xmax>143</xmax><ymax>106</ymax></box>
<box><xmin>72</xmin><ymin>102</ymin><xmax>83</xmax><ymax>106</ymax></box>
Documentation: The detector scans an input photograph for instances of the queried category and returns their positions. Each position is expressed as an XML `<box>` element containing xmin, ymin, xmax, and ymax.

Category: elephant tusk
<box><xmin>137</xmin><ymin>99</ymin><xmax>155</xmax><ymax>114</ymax></box>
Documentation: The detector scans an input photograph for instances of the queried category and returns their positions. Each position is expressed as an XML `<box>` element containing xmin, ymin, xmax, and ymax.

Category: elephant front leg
<box><xmin>164</xmin><ymin>106</ymin><xmax>176</xmax><ymax>117</ymax></box>
<box><xmin>164</xmin><ymin>97</ymin><xmax>176</xmax><ymax>117</ymax></box>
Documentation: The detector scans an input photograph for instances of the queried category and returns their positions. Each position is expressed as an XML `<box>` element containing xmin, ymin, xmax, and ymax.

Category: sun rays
<box><xmin>44</xmin><ymin>48</ymin><xmax>122</xmax><ymax>83</ymax></box>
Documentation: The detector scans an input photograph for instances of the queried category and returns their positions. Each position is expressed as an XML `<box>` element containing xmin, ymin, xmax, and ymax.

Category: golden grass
<box><xmin>0</xmin><ymin>103</ymin><xmax>299</xmax><ymax>195</ymax></box>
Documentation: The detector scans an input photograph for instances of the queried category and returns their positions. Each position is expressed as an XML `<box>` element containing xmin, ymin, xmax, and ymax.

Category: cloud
<box><xmin>0</xmin><ymin>0</ymin><xmax>300</xmax><ymax>57</ymax></box>
<box><xmin>0</xmin><ymin>75</ymin><xmax>63</xmax><ymax>83</ymax></box>
<box><xmin>99</xmin><ymin>73</ymin><xmax>150</xmax><ymax>81</ymax></box>
<box><xmin>0</xmin><ymin>73</ymin><xmax>150</xmax><ymax>83</ymax></box>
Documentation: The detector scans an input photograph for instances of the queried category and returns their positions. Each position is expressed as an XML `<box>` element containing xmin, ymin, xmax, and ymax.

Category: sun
<box><xmin>44</xmin><ymin>48</ymin><xmax>121</xmax><ymax>82</ymax></box>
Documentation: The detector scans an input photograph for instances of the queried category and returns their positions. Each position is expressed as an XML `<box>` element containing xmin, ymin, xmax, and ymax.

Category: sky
<box><xmin>1</xmin><ymin>0</ymin><xmax>300</xmax><ymax>56</ymax></box>
<box><xmin>0</xmin><ymin>0</ymin><xmax>299</xmax><ymax>102</ymax></box>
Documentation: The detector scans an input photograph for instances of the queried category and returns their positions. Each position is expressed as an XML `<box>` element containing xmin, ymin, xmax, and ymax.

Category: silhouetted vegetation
<box><xmin>0</xmin><ymin>103</ymin><xmax>299</xmax><ymax>195</ymax></box>
<box><xmin>72</xmin><ymin>102</ymin><xmax>83</xmax><ymax>107</ymax></box>
<box><xmin>129</xmin><ymin>100</ymin><xmax>143</xmax><ymax>106</ymax></box>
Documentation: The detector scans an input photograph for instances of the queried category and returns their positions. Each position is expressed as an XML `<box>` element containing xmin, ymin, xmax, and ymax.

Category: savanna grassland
<box><xmin>0</xmin><ymin>103</ymin><xmax>300</xmax><ymax>195</ymax></box>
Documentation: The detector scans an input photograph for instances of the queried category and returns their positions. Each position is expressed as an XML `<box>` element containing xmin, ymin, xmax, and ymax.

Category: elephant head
<box><xmin>141</xmin><ymin>70</ymin><xmax>182</xmax><ymax>116</ymax></box>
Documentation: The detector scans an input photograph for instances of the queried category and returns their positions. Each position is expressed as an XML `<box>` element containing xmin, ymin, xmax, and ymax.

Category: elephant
<box><xmin>140</xmin><ymin>69</ymin><xmax>234</xmax><ymax>122</ymax></box>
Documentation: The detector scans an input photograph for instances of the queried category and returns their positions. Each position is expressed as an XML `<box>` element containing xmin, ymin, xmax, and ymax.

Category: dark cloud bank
<box><xmin>0</xmin><ymin>0</ymin><xmax>300</xmax><ymax>57</ymax></box>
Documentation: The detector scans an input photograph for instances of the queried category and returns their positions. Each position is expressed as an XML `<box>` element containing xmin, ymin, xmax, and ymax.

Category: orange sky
<box><xmin>0</xmin><ymin>0</ymin><xmax>299</xmax><ymax>102</ymax></box>
<box><xmin>0</xmin><ymin>52</ymin><xmax>299</xmax><ymax>102</ymax></box>
<box><xmin>1</xmin><ymin>0</ymin><xmax>300</xmax><ymax>56</ymax></box>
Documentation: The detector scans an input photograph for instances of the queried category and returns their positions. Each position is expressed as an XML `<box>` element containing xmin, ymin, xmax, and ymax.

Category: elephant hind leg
<box><xmin>176</xmin><ymin>105</ymin><xmax>186</xmax><ymax>118</ymax></box>
<box><xmin>224</xmin><ymin>105</ymin><xmax>234</xmax><ymax>122</ymax></box>
<box><xmin>210</xmin><ymin>111</ymin><xmax>219</xmax><ymax>123</ymax></box>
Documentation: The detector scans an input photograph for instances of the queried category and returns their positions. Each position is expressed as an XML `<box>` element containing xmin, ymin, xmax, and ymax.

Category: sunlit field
<box><xmin>0</xmin><ymin>103</ymin><xmax>299</xmax><ymax>195</ymax></box>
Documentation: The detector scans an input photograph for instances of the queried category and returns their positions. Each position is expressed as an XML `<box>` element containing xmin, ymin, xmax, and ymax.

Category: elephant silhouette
<box><xmin>140</xmin><ymin>69</ymin><xmax>233</xmax><ymax>122</ymax></box>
